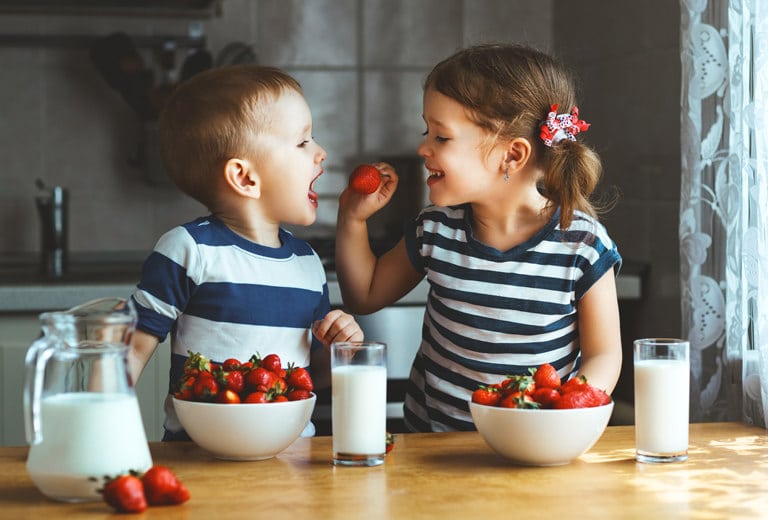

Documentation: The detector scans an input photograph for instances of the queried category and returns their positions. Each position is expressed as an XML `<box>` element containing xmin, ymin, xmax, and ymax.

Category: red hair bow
<box><xmin>539</xmin><ymin>104</ymin><xmax>591</xmax><ymax>147</ymax></box>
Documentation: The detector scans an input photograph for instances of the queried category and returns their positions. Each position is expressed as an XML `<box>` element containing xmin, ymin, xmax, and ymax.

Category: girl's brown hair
<box><xmin>424</xmin><ymin>43</ymin><xmax>602</xmax><ymax>229</ymax></box>
<box><xmin>158</xmin><ymin>65</ymin><xmax>302</xmax><ymax>207</ymax></box>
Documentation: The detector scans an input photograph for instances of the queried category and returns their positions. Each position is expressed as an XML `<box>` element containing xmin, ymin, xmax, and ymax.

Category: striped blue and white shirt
<box><xmin>402</xmin><ymin>204</ymin><xmax>621</xmax><ymax>432</ymax></box>
<box><xmin>131</xmin><ymin>215</ymin><xmax>329</xmax><ymax>433</ymax></box>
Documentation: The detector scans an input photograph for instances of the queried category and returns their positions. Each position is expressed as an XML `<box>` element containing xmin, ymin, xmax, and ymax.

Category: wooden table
<box><xmin>2</xmin><ymin>422</ymin><xmax>767</xmax><ymax>519</ymax></box>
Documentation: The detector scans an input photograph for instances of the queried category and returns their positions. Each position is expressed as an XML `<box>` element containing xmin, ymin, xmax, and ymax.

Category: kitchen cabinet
<box><xmin>0</xmin><ymin>314</ymin><xmax>170</xmax><ymax>447</ymax></box>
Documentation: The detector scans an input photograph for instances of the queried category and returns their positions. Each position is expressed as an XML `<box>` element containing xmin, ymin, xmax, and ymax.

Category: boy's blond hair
<box><xmin>158</xmin><ymin>65</ymin><xmax>303</xmax><ymax>207</ymax></box>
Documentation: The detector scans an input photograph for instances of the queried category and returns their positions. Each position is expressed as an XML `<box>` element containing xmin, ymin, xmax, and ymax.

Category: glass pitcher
<box><xmin>24</xmin><ymin>297</ymin><xmax>152</xmax><ymax>502</ymax></box>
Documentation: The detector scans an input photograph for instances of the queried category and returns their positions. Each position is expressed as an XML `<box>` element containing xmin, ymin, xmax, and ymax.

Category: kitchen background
<box><xmin>0</xmin><ymin>0</ymin><xmax>680</xmax><ymax>441</ymax></box>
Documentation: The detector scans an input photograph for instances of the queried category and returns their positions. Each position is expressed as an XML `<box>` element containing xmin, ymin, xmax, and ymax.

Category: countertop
<box><xmin>0</xmin><ymin>252</ymin><xmax>646</xmax><ymax>312</ymax></box>
<box><xmin>0</xmin><ymin>422</ymin><xmax>765</xmax><ymax>519</ymax></box>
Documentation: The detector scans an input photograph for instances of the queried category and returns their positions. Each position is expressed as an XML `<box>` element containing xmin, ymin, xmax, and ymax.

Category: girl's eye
<box><xmin>298</xmin><ymin>140</ymin><xmax>310</xmax><ymax>147</ymax></box>
<box><xmin>421</xmin><ymin>130</ymin><xmax>448</xmax><ymax>143</ymax></box>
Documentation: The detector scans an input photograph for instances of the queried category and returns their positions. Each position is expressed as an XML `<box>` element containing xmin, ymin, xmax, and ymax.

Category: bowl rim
<box><xmin>172</xmin><ymin>393</ymin><xmax>316</xmax><ymax>408</ymax></box>
<box><xmin>468</xmin><ymin>400</ymin><xmax>614</xmax><ymax>413</ymax></box>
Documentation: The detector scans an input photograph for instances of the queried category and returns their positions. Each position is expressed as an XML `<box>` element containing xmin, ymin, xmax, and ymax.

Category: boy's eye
<box><xmin>298</xmin><ymin>140</ymin><xmax>309</xmax><ymax>147</ymax></box>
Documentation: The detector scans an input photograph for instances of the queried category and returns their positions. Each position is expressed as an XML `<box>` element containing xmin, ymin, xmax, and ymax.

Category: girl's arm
<box><xmin>574</xmin><ymin>269</ymin><xmax>623</xmax><ymax>393</ymax></box>
<box><xmin>335</xmin><ymin>163</ymin><xmax>424</xmax><ymax>315</ymax></box>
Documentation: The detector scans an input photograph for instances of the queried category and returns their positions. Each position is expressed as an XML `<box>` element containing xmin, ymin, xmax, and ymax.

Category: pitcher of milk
<box><xmin>23</xmin><ymin>297</ymin><xmax>152</xmax><ymax>502</ymax></box>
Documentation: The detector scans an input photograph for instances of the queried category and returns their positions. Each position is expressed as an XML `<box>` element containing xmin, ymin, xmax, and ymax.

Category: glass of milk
<box><xmin>331</xmin><ymin>341</ymin><xmax>387</xmax><ymax>466</ymax></box>
<box><xmin>633</xmin><ymin>338</ymin><xmax>690</xmax><ymax>463</ymax></box>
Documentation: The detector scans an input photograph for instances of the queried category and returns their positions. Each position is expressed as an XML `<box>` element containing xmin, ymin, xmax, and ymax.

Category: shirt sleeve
<box><xmin>132</xmin><ymin>226</ymin><xmax>200</xmax><ymax>340</ymax></box>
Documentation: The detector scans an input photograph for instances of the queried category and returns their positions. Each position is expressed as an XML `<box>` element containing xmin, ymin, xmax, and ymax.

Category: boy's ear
<box><xmin>223</xmin><ymin>158</ymin><xmax>260</xmax><ymax>198</ymax></box>
<box><xmin>504</xmin><ymin>137</ymin><xmax>532</xmax><ymax>173</ymax></box>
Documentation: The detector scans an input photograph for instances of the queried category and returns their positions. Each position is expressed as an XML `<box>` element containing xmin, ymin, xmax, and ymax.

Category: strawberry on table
<box><xmin>348</xmin><ymin>164</ymin><xmax>381</xmax><ymax>194</ymax></box>
<box><xmin>141</xmin><ymin>465</ymin><xmax>191</xmax><ymax>506</ymax></box>
<box><xmin>101</xmin><ymin>474</ymin><xmax>147</xmax><ymax>513</ymax></box>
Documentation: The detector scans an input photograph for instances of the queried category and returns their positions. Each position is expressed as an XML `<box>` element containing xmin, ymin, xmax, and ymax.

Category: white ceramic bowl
<box><xmin>173</xmin><ymin>394</ymin><xmax>316</xmax><ymax>460</ymax></box>
<box><xmin>469</xmin><ymin>400</ymin><xmax>614</xmax><ymax>466</ymax></box>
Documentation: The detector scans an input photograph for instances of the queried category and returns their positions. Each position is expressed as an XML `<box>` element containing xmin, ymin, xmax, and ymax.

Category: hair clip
<box><xmin>539</xmin><ymin>104</ymin><xmax>591</xmax><ymax>147</ymax></box>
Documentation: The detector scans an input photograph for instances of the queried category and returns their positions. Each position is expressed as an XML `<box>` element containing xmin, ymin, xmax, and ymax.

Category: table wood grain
<box><xmin>1</xmin><ymin>422</ymin><xmax>767</xmax><ymax>519</ymax></box>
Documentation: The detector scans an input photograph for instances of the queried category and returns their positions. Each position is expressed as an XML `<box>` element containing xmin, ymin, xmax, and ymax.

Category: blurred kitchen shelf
<box><xmin>0</xmin><ymin>0</ymin><xmax>222</xmax><ymax>18</ymax></box>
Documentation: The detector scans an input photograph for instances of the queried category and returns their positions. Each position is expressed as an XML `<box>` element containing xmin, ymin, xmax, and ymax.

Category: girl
<box><xmin>335</xmin><ymin>44</ymin><xmax>622</xmax><ymax>432</ymax></box>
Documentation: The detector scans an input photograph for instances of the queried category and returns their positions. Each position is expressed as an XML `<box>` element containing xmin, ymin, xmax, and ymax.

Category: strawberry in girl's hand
<box><xmin>349</xmin><ymin>164</ymin><xmax>381</xmax><ymax>194</ymax></box>
<box><xmin>100</xmin><ymin>474</ymin><xmax>147</xmax><ymax>513</ymax></box>
<box><xmin>142</xmin><ymin>465</ymin><xmax>191</xmax><ymax>506</ymax></box>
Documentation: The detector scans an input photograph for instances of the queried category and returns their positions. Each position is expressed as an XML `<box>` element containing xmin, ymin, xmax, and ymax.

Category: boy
<box><xmin>128</xmin><ymin>65</ymin><xmax>363</xmax><ymax>440</ymax></box>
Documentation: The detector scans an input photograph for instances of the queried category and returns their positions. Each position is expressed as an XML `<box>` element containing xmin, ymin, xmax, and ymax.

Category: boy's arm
<box><xmin>128</xmin><ymin>329</ymin><xmax>161</xmax><ymax>383</ymax></box>
<box><xmin>310</xmin><ymin>309</ymin><xmax>365</xmax><ymax>389</ymax></box>
<box><xmin>575</xmin><ymin>269</ymin><xmax>623</xmax><ymax>393</ymax></box>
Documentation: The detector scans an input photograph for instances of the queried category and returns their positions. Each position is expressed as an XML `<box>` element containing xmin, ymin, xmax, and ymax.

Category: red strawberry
<box><xmin>101</xmin><ymin>474</ymin><xmax>147</xmax><ymax>513</ymax></box>
<box><xmin>221</xmin><ymin>357</ymin><xmax>242</xmax><ymax>371</ymax></box>
<box><xmin>141</xmin><ymin>466</ymin><xmax>191</xmax><ymax>506</ymax></box>
<box><xmin>560</xmin><ymin>374</ymin><xmax>588</xmax><ymax>394</ymax></box>
<box><xmin>244</xmin><ymin>391</ymin><xmax>270</xmax><ymax>403</ymax></box>
<box><xmin>471</xmin><ymin>385</ymin><xmax>501</xmax><ymax>406</ymax></box>
<box><xmin>216</xmin><ymin>388</ymin><xmax>242</xmax><ymax>404</ymax></box>
<box><xmin>286</xmin><ymin>389</ymin><xmax>312</xmax><ymax>401</ymax></box>
<box><xmin>192</xmin><ymin>371</ymin><xmax>218</xmax><ymax>401</ymax></box>
<box><xmin>173</xmin><ymin>375</ymin><xmax>196</xmax><ymax>401</ymax></box>
<box><xmin>246</xmin><ymin>366</ymin><xmax>277</xmax><ymax>392</ymax></box>
<box><xmin>349</xmin><ymin>164</ymin><xmax>381</xmax><ymax>194</ymax></box>
<box><xmin>259</xmin><ymin>353</ymin><xmax>283</xmax><ymax>374</ymax></box>
<box><xmin>215</xmin><ymin>367</ymin><xmax>244</xmax><ymax>394</ymax></box>
<box><xmin>386</xmin><ymin>432</ymin><xmax>395</xmax><ymax>454</ymax></box>
<box><xmin>286</xmin><ymin>365</ymin><xmax>314</xmax><ymax>392</ymax></box>
<box><xmin>532</xmin><ymin>387</ymin><xmax>561</xmax><ymax>408</ymax></box>
<box><xmin>183</xmin><ymin>351</ymin><xmax>211</xmax><ymax>375</ymax></box>
<box><xmin>498</xmin><ymin>391</ymin><xmax>539</xmax><ymax>409</ymax></box>
<box><xmin>532</xmin><ymin>363</ymin><xmax>561</xmax><ymax>389</ymax></box>
<box><xmin>554</xmin><ymin>385</ymin><xmax>611</xmax><ymax>409</ymax></box>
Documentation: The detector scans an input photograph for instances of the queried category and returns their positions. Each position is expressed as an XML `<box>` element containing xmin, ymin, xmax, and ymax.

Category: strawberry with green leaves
<box><xmin>471</xmin><ymin>385</ymin><xmax>501</xmax><ymax>406</ymax></box>
<box><xmin>286</xmin><ymin>365</ymin><xmax>314</xmax><ymax>392</ymax></box>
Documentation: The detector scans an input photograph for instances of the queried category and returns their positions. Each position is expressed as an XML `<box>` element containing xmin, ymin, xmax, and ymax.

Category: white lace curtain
<box><xmin>680</xmin><ymin>0</ymin><xmax>768</xmax><ymax>426</ymax></box>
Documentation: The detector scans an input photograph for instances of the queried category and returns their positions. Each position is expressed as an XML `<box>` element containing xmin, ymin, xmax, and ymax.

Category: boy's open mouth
<box><xmin>308</xmin><ymin>170</ymin><xmax>322</xmax><ymax>205</ymax></box>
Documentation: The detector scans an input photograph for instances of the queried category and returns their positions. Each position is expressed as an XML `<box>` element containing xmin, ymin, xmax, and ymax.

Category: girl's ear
<box><xmin>504</xmin><ymin>137</ymin><xmax>532</xmax><ymax>173</ymax></box>
<box><xmin>223</xmin><ymin>158</ymin><xmax>261</xmax><ymax>198</ymax></box>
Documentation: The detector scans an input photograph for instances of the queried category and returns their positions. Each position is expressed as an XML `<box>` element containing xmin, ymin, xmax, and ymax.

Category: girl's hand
<box><xmin>338</xmin><ymin>162</ymin><xmax>399</xmax><ymax>222</ymax></box>
<box><xmin>312</xmin><ymin>309</ymin><xmax>365</xmax><ymax>348</ymax></box>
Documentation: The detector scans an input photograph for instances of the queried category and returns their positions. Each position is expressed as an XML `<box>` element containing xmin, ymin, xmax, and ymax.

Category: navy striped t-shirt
<box><xmin>131</xmin><ymin>215</ymin><xmax>329</xmax><ymax>433</ymax></box>
<box><xmin>402</xmin><ymin>204</ymin><xmax>621</xmax><ymax>432</ymax></box>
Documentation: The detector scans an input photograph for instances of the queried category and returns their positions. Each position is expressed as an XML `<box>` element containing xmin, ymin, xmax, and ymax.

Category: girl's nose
<box><xmin>416</xmin><ymin>140</ymin><xmax>429</xmax><ymax>158</ymax></box>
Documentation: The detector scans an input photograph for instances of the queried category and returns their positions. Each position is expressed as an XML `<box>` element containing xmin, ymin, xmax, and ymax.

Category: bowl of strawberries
<box><xmin>469</xmin><ymin>363</ymin><xmax>614</xmax><ymax>466</ymax></box>
<box><xmin>172</xmin><ymin>352</ymin><xmax>316</xmax><ymax>461</ymax></box>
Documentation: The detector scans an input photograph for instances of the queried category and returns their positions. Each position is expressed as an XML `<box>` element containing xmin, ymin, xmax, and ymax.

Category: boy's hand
<box><xmin>312</xmin><ymin>309</ymin><xmax>364</xmax><ymax>348</ymax></box>
<box><xmin>338</xmin><ymin>162</ymin><xmax>398</xmax><ymax>221</ymax></box>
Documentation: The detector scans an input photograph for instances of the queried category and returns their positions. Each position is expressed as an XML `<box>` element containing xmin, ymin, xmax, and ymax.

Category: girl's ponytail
<box><xmin>540</xmin><ymin>140</ymin><xmax>602</xmax><ymax>230</ymax></box>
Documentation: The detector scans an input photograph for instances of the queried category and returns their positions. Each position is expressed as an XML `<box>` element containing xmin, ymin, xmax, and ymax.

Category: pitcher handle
<box><xmin>23</xmin><ymin>336</ymin><xmax>55</xmax><ymax>445</ymax></box>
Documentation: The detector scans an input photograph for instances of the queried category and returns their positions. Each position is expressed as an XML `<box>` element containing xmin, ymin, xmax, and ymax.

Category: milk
<box><xmin>332</xmin><ymin>365</ymin><xmax>387</xmax><ymax>456</ymax></box>
<box><xmin>26</xmin><ymin>392</ymin><xmax>153</xmax><ymax>502</ymax></box>
<box><xmin>634</xmin><ymin>359</ymin><xmax>689</xmax><ymax>455</ymax></box>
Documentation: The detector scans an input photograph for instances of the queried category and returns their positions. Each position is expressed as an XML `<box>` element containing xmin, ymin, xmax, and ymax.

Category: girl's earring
<box><xmin>503</xmin><ymin>167</ymin><xmax>509</xmax><ymax>182</ymax></box>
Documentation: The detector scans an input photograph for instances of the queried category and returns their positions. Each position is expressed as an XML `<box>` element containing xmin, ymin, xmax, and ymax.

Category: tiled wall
<box><xmin>0</xmin><ymin>0</ymin><xmax>553</xmax><ymax>254</ymax></box>
<box><xmin>0</xmin><ymin>1</ymin><xmax>682</xmax><ymax>337</ymax></box>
